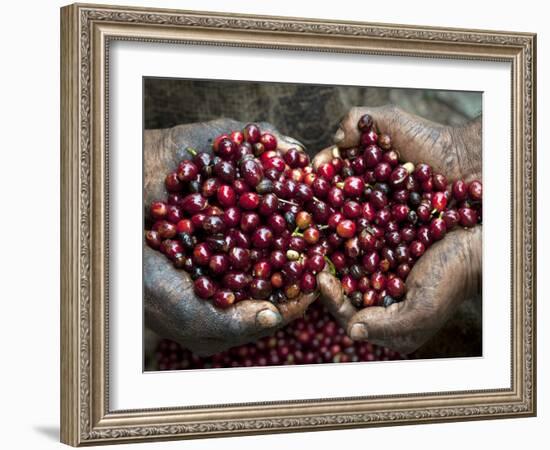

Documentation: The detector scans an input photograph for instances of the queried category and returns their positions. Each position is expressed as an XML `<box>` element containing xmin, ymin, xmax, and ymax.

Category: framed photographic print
<box><xmin>60</xmin><ymin>3</ymin><xmax>537</xmax><ymax>446</ymax></box>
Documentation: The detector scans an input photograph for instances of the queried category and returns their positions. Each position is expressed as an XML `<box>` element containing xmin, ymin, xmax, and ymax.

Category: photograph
<box><xmin>142</xmin><ymin>78</ymin><xmax>483</xmax><ymax>371</ymax></box>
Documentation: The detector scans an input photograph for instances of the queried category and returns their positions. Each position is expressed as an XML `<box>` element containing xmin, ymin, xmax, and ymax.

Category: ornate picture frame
<box><xmin>60</xmin><ymin>3</ymin><xmax>536</xmax><ymax>446</ymax></box>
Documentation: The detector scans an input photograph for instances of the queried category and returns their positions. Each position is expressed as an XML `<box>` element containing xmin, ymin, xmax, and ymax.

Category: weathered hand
<box><xmin>332</xmin><ymin>105</ymin><xmax>481</xmax><ymax>182</ymax></box>
<box><xmin>144</xmin><ymin>119</ymin><xmax>316</xmax><ymax>356</ymax></box>
<box><xmin>313</xmin><ymin>105</ymin><xmax>482</xmax><ymax>354</ymax></box>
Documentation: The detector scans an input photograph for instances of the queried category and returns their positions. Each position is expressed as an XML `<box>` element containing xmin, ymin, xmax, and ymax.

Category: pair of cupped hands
<box><xmin>144</xmin><ymin>105</ymin><xmax>482</xmax><ymax>357</ymax></box>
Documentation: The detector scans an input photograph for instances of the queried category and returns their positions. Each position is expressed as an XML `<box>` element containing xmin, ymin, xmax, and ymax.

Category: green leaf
<box><xmin>324</xmin><ymin>256</ymin><xmax>337</xmax><ymax>276</ymax></box>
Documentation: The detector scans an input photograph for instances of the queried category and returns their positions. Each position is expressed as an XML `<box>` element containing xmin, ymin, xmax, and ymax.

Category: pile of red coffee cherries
<box><xmin>145</xmin><ymin>123</ymin><xmax>325</xmax><ymax>308</ymax></box>
<box><xmin>145</xmin><ymin>116</ymin><xmax>482</xmax><ymax>310</ymax></box>
<box><xmin>309</xmin><ymin>114</ymin><xmax>482</xmax><ymax>308</ymax></box>
<box><xmin>152</xmin><ymin>302</ymin><xmax>405</xmax><ymax>370</ymax></box>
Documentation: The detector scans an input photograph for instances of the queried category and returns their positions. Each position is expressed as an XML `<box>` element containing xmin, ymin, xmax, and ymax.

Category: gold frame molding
<box><xmin>60</xmin><ymin>3</ymin><xmax>537</xmax><ymax>446</ymax></box>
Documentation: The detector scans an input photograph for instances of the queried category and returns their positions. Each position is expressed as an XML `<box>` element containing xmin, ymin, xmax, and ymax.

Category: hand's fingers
<box><xmin>311</xmin><ymin>146</ymin><xmax>339</xmax><ymax>171</ymax></box>
<box><xmin>334</xmin><ymin>105</ymin><xmax>445</xmax><ymax>152</ymax></box>
<box><xmin>333</xmin><ymin>105</ymin><xmax>483</xmax><ymax>183</ymax></box>
<box><xmin>185</xmin><ymin>299</ymin><xmax>284</xmax><ymax>356</ymax></box>
<box><xmin>316</xmin><ymin>271</ymin><xmax>357</xmax><ymax>329</ymax></box>
<box><xmin>249</xmin><ymin>121</ymin><xmax>306</xmax><ymax>155</ymax></box>
<box><xmin>333</xmin><ymin>106</ymin><xmax>391</xmax><ymax>148</ymax></box>
<box><xmin>333</xmin><ymin>106</ymin><xmax>457</xmax><ymax>179</ymax></box>
<box><xmin>346</xmin><ymin>226</ymin><xmax>482</xmax><ymax>354</ymax></box>
<box><xmin>345</xmin><ymin>303</ymin><xmax>410</xmax><ymax>352</ymax></box>
<box><xmin>277</xmin><ymin>291</ymin><xmax>318</xmax><ymax>324</ymax></box>
<box><xmin>228</xmin><ymin>299</ymin><xmax>283</xmax><ymax>337</ymax></box>
<box><xmin>276</xmin><ymin>134</ymin><xmax>307</xmax><ymax>154</ymax></box>
<box><xmin>144</xmin><ymin>245</ymin><xmax>286</xmax><ymax>353</ymax></box>
<box><xmin>144</xmin><ymin>119</ymin><xmax>238</xmax><ymax>212</ymax></box>
<box><xmin>183</xmin><ymin>292</ymin><xmax>320</xmax><ymax>355</ymax></box>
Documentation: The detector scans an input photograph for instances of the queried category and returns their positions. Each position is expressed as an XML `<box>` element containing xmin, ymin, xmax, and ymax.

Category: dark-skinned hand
<box><xmin>313</xmin><ymin>105</ymin><xmax>482</xmax><ymax>354</ymax></box>
<box><xmin>144</xmin><ymin>119</ymin><xmax>317</xmax><ymax>356</ymax></box>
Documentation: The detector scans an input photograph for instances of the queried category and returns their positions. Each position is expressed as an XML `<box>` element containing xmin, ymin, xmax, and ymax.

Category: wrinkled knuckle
<box><xmin>337</xmin><ymin>297</ymin><xmax>350</xmax><ymax>315</ymax></box>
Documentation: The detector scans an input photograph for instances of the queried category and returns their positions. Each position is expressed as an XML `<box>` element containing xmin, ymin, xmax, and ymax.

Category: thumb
<box><xmin>312</xmin><ymin>146</ymin><xmax>341</xmax><ymax>172</ymax></box>
<box><xmin>229</xmin><ymin>300</ymin><xmax>283</xmax><ymax>338</ymax></box>
<box><xmin>317</xmin><ymin>271</ymin><xmax>357</xmax><ymax>329</ymax></box>
<box><xmin>224</xmin><ymin>289</ymin><xmax>319</xmax><ymax>344</ymax></box>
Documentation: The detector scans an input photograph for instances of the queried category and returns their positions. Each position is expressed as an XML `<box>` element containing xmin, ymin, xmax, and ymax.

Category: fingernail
<box><xmin>334</xmin><ymin>128</ymin><xmax>345</xmax><ymax>144</ymax></box>
<box><xmin>350</xmin><ymin>323</ymin><xmax>368</xmax><ymax>340</ymax></box>
<box><xmin>284</xmin><ymin>136</ymin><xmax>307</xmax><ymax>152</ymax></box>
<box><xmin>256</xmin><ymin>309</ymin><xmax>281</xmax><ymax>328</ymax></box>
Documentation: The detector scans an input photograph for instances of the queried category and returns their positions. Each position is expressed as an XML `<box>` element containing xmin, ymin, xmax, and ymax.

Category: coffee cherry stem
<box><xmin>186</xmin><ymin>146</ymin><xmax>198</xmax><ymax>157</ymax></box>
<box><xmin>292</xmin><ymin>227</ymin><xmax>304</xmax><ymax>237</ymax></box>
<box><xmin>278</xmin><ymin>198</ymin><xmax>299</xmax><ymax>206</ymax></box>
